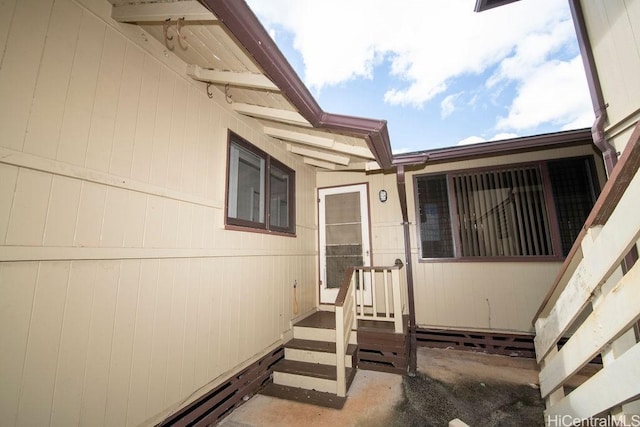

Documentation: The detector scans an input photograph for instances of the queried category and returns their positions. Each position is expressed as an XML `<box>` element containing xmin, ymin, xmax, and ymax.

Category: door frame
<box><xmin>318</xmin><ymin>183</ymin><xmax>372</xmax><ymax>305</ymax></box>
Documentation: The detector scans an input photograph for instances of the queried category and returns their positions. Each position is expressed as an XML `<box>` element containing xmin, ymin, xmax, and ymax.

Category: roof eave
<box><xmin>474</xmin><ymin>0</ymin><xmax>521</xmax><ymax>13</ymax></box>
<box><xmin>393</xmin><ymin>128</ymin><xmax>594</xmax><ymax>166</ymax></box>
<box><xmin>199</xmin><ymin>0</ymin><xmax>394</xmax><ymax>169</ymax></box>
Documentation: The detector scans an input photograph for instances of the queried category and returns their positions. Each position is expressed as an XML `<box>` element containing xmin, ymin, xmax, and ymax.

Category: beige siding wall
<box><xmin>583</xmin><ymin>0</ymin><xmax>640</xmax><ymax>151</ymax></box>
<box><xmin>318</xmin><ymin>145</ymin><xmax>604</xmax><ymax>333</ymax></box>
<box><xmin>0</xmin><ymin>0</ymin><xmax>317</xmax><ymax>425</ymax></box>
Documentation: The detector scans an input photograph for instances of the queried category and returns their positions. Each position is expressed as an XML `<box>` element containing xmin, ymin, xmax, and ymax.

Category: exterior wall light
<box><xmin>379</xmin><ymin>189</ymin><xmax>388</xmax><ymax>203</ymax></box>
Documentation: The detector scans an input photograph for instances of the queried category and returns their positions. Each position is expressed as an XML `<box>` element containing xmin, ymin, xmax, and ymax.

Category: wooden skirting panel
<box><xmin>357</xmin><ymin>327</ymin><xmax>409</xmax><ymax>374</ymax></box>
<box><xmin>158</xmin><ymin>347</ymin><xmax>284</xmax><ymax>426</ymax></box>
<box><xmin>416</xmin><ymin>328</ymin><xmax>536</xmax><ymax>358</ymax></box>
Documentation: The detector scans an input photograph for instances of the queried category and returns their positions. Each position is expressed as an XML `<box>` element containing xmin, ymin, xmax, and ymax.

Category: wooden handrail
<box><xmin>334</xmin><ymin>267</ymin><xmax>356</xmax><ymax>307</ymax></box>
<box><xmin>533</xmin><ymin>121</ymin><xmax>640</xmax><ymax>323</ymax></box>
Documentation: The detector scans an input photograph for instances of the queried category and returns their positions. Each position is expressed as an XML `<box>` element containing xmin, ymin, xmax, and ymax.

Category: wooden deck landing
<box><xmin>295</xmin><ymin>311</ymin><xmax>409</xmax><ymax>375</ymax></box>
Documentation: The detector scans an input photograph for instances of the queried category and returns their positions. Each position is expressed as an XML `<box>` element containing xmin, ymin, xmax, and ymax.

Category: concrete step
<box><xmin>272</xmin><ymin>360</ymin><xmax>355</xmax><ymax>395</ymax></box>
<box><xmin>284</xmin><ymin>339</ymin><xmax>357</xmax><ymax>367</ymax></box>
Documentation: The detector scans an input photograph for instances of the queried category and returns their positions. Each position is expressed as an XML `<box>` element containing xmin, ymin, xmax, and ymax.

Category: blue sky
<box><xmin>246</xmin><ymin>0</ymin><xmax>593</xmax><ymax>153</ymax></box>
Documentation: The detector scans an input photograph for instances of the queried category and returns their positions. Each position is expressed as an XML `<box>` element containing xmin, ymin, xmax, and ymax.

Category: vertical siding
<box><xmin>0</xmin><ymin>0</ymin><xmax>317</xmax><ymax>425</ymax></box>
<box><xmin>584</xmin><ymin>0</ymin><xmax>640</xmax><ymax>151</ymax></box>
<box><xmin>317</xmin><ymin>145</ymin><xmax>601</xmax><ymax>333</ymax></box>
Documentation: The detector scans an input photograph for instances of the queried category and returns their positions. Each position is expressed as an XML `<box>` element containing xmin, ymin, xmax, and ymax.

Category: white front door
<box><xmin>319</xmin><ymin>184</ymin><xmax>371</xmax><ymax>304</ymax></box>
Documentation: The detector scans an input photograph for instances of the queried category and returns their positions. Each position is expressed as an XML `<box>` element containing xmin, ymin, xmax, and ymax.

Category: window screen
<box><xmin>548</xmin><ymin>157</ymin><xmax>598</xmax><ymax>256</ymax></box>
<box><xmin>416</xmin><ymin>174</ymin><xmax>454</xmax><ymax>258</ymax></box>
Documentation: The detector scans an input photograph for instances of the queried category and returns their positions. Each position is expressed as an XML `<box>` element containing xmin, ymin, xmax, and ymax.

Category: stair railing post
<box><xmin>392</xmin><ymin>267</ymin><xmax>403</xmax><ymax>333</ymax></box>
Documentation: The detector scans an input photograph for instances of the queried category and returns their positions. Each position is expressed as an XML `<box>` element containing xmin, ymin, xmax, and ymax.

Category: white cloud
<box><xmin>248</xmin><ymin>0</ymin><xmax>570</xmax><ymax>102</ymax></box>
<box><xmin>496</xmin><ymin>56</ymin><xmax>593</xmax><ymax>131</ymax></box>
<box><xmin>457</xmin><ymin>136</ymin><xmax>486</xmax><ymax>146</ymax></box>
<box><xmin>441</xmin><ymin>92</ymin><xmax>462</xmax><ymax>118</ymax></box>
<box><xmin>492</xmin><ymin>132</ymin><xmax>519</xmax><ymax>140</ymax></box>
<box><xmin>247</xmin><ymin>0</ymin><xmax>592</xmax><ymax>138</ymax></box>
<box><xmin>456</xmin><ymin>132</ymin><xmax>519</xmax><ymax>146</ymax></box>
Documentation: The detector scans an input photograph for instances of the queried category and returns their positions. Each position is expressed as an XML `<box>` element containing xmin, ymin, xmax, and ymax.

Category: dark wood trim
<box><xmin>474</xmin><ymin>0</ymin><xmax>520</xmax><ymax>13</ymax></box>
<box><xmin>418</xmin><ymin>255</ymin><xmax>563</xmax><ymax>264</ymax></box>
<box><xmin>357</xmin><ymin>316</ymin><xmax>410</xmax><ymax>374</ymax></box>
<box><xmin>225</xmin><ymin>130</ymin><xmax>296</xmax><ymax>235</ymax></box>
<box><xmin>223</xmin><ymin>224</ymin><xmax>296</xmax><ymax>237</ymax></box>
<box><xmin>158</xmin><ymin>346</ymin><xmax>284</xmax><ymax>426</ymax></box>
<box><xmin>395</xmin><ymin>129</ymin><xmax>593</xmax><ymax>166</ymax></box>
<box><xmin>413</xmin><ymin>155</ymin><xmax>600</xmax><ymax>261</ymax></box>
<box><xmin>268</xmin><ymin>156</ymin><xmax>296</xmax><ymax>234</ymax></box>
<box><xmin>416</xmin><ymin>327</ymin><xmax>536</xmax><ymax>358</ymax></box>
<box><xmin>540</xmin><ymin>161</ymin><xmax>564</xmax><ymax>257</ymax></box>
<box><xmin>533</xmin><ymin>121</ymin><xmax>640</xmax><ymax>323</ymax></box>
<box><xmin>334</xmin><ymin>267</ymin><xmax>355</xmax><ymax>307</ymax></box>
<box><xmin>396</xmin><ymin>166</ymin><xmax>417</xmax><ymax>375</ymax></box>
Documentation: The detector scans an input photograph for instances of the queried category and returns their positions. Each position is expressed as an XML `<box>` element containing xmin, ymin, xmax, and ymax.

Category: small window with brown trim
<box><xmin>415</xmin><ymin>156</ymin><xmax>599</xmax><ymax>260</ymax></box>
<box><xmin>226</xmin><ymin>131</ymin><xmax>295</xmax><ymax>234</ymax></box>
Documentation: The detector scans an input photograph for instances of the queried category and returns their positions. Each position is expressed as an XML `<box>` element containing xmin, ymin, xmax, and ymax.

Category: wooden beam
<box><xmin>288</xmin><ymin>145</ymin><xmax>350</xmax><ymax>166</ymax></box>
<box><xmin>186</xmin><ymin>64</ymin><xmax>278</xmax><ymax>91</ymax></box>
<box><xmin>545</xmin><ymin>341</ymin><xmax>640</xmax><ymax>421</ymax></box>
<box><xmin>264</xmin><ymin>126</ymin><xmax>333</xmax><ymax>148</ymax></box>
<box><xmin>304</xmin><ymin>158</ymin><xmax>336</xmax><ymax>170</ymax></box>
<box><xmin>539</xmin><ymin>262</ymin><xmax>640</xmax><ymax>398</ymax></box>
<box><xmin>111</xmin><ymin>1</ymin><xmax>215</xmax><ymax>22</ymax></box>
<box><xmin>264</xmin><ymin>126</ymin><xmax>375</xmax><ymax>159</ymax></box>
<box><xmin>534</xmin><ymin>169</ymin><xmax>640</xmax><ymax>362</ymax></box>
<box><xmin>231</xmin><ymin>103</ymin><xmax>311</xmax><ymax>127</ymax></box>
<box><xmin>366</xmin><ymin>161</ymin><xmax>381</xmax><ymax>171</ymax></box>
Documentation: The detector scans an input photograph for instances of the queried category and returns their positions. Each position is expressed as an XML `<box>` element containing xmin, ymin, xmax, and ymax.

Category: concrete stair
<box><xmin>270</xmin><ymin>311</ymin><xmax>357</xmax><ymax>400</ymax></box>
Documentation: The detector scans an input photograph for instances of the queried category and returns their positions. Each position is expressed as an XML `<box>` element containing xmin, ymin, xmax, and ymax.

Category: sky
<box><xmin>246</xmin><ymin>0</ymin><xmax>594</xmax><ymax>154</ymax></box>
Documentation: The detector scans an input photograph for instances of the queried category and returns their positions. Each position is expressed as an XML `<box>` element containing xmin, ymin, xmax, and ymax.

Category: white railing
<box><xmin>354</xmin><ymin>262</ymin><xmax>405</xmax><ymax>333</ymax></box>
<box><xmin>533</xmin><ymin>125</ymin><xmax>640</xmax><ymax>424</ymax></box>
<box><xmin>334</xmin><ymin>261</ymin><xmax>406</xmax><ymax>396</ymax></box>
<box><xmin>335</xmin><ymin>267</ymin><xmax>356</xmax><ymax>397</ymax></box>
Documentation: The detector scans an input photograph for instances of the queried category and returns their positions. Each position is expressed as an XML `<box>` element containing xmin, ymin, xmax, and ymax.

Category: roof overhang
<box><xmin>393</xmin><ymin>128</ymin><xmax>594</xmax><ymax>167</ymax></box>
<box><xmin>108</xmin><ymin>0</ymin><xmax>391</xmax><ymax>171</ymax></box>
<box><xmin>474</xmin><ymin>0</ymin><xmax>520</xmax><ymax>13</ymax></box>
<box><xmin>199</xmin><ymin>0</ymin><xmax>394</xmax><ymax>169</ymax></box>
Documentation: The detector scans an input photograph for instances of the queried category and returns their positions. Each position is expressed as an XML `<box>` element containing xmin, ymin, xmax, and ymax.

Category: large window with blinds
<box><xmin>415</xmin><ymin>157</ymin><xmax>599</xmax><ymax>260</ymax></box>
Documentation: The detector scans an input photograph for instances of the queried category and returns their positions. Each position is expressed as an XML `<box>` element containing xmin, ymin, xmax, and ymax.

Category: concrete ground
<box><xmin>218</xmin><ymin>347</ymin><xmax>544</xmax><ymax>427</ymax></box>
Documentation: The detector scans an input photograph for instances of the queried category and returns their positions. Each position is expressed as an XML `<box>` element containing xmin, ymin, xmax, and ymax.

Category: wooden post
<box><xmin>392</xmin><ymin>268</ymin><xmax>403</xmax><ymax>333</ymax></box>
